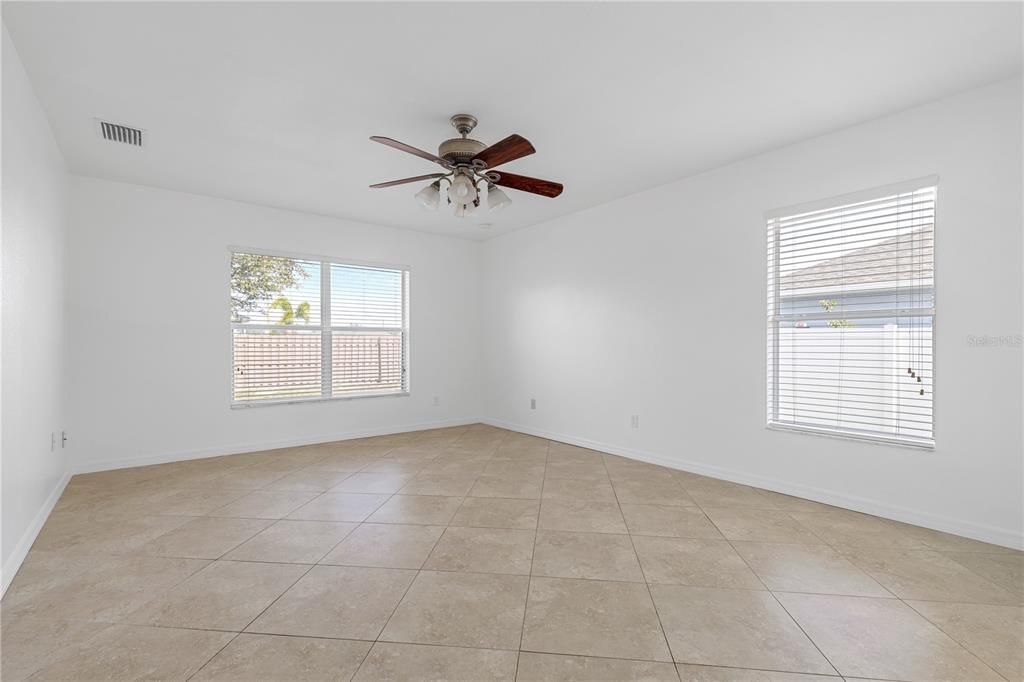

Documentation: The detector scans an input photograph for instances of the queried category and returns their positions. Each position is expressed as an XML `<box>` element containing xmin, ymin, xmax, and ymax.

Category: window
<box><xmin>230</xmin><ymin>250</ymin><xmax>408</xmax><ymax>405</ymax></box>
<box><xmin>767</xmin><ymin>178</ymin><xmax>936</xmax><ymax>447</ymax></box>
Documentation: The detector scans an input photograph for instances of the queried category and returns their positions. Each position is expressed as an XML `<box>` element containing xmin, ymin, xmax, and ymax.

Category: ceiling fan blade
<box><xmin>473</xmin><ymin>134</ymin><xmax>536</xmax><ymax>169</ymax></box>
<box><xmin>369</xmin><ymin>173</ymin><xmax>445</xmax><ymax>189</ymax></box>
<box><xmin>370</xmin><ymin>136</ymin><xmax>451</xmax><ymax>168</ymax></box>
<box><xmin>492</xmin><ymin>171</ymin><xmax>563</xmax><ymax>198</ymax></box>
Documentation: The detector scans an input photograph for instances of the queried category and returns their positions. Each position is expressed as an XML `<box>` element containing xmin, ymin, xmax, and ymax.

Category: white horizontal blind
<box><xmin>330</xmin><ymin>263</ymin><xmax>406</xmax><ymax>396</ymax></box>
<box><xmin>231</xmin><ymin>251</ymin><xmax>408</xmax><ymax>404</ymax></box>
<box><xmin>767</xmin><ymin>182</ymin><xmax>936</xmax><ymax>447</ymax></box>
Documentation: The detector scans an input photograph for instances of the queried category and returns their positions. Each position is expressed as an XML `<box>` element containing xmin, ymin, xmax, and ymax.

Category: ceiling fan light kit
<box><xmin>369</xmin><ymin>114</ymin><xmax>563</xmax><ymax>218</ymax></box>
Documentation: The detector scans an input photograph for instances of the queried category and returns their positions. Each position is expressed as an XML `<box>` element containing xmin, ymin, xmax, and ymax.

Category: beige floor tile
<box><xmin>207</xmin><ymin>490</ymin><xmax>320</xmax><ymax>519</ymax></box>
<box><xmin>330</xmin><ymin>472</ymin><xmax>413</xmax><ymax>494</ymax></box>
<box><xmin>469</xmin><ymin>474</ymin><xmax>544</xmax><ymax>499</ymax></box>
<box><xmin>287</xmin><ymin>492</ymin><xmax>391</xmax><ymax>522</ymax></box>
<box><xmin>732</xmin><ymin>542</ymin><xmax>891</xmax><ymax>597</ymax></box>
<box><xmin>310</xmin><ymin>455</ymin><xmax>379</xmax><ymax>472</ymax></box>
<box><xmin>650</xmin><ymin>585</ymin><xmax>833</xmax><ymax>674</ymax></box>
<box><xmin>153</xmin><ymin>488</ymin><xmax>250</xmax><ymax>516</ymax></box>
<box><xmin>257</xmin><ymin>468</ymin><xmax>354</xmax><ymax>492</ymax></box>
<box><xmin>247</xmin><ymin>565</ymin><xmax>415</xmax><ymax>639</ymax></box>
<box><xmin>202</xmin><ymin>466</ymin><xmax>292</xmax><ymax>490</ymax></box>
<box><xmin>701</xmin><ymin>508</ymin><xmax>823</xmax><ymax>544</ymax></box>
<box><xmin>895</xmin><ymin>524</ymin><xmax>1020</xmax><ymax>554</ymax></box>
<box><xmin>3</xmin><ymin>549</ymin><xmax>104</xmax><ymax>599</ymax></box>
<box><xmin>400</xmin><ymin>474</ymin><xmax>479</xmax><ymax>496</ymax></box>
<box><xmin>192</xmin><ymin>633</ymin><xmax>371</xmax><ymax>681</ymax></box>
<box><xmin>538</xmin><ymin>499</ymin><xmax>627</xmax><ymax>534</ymax></box>
<box><xmin>612</xmin><ymin>478</ymin><xmax>696</xmax><ymax>506</ymax></box>
<box><xmin>620</xmin><ymin>504</ymin><xmax>723</xmax><ymax>539</ymax></box>
<box><xmin>675</xmin><ymin>664</ymin><xmax>839</xmax><ymax>680</ymax></box>
<box><xmin>0</xmin><ymin>617</ymin><xmax>113</xmax><ymax>681</ymax></box>
<box><xmin>127</xmin><ymin>560</ymin><xmax>307</xmax><ymax>630</ymax></box>
<box><xmin>3</xmin><ymin>554</ymin><xmax>210</xmax><ymax>624</ymax></box>
<box><xmin>776</xmin><ymin>592</ymin><xmax>1003</xmax><ymax>680</ymax></box>
<box><xmin>483</xmin><ymin>460</ymin><xmax>546</xmax><ymax>477</ymax></box>
<box><xmin>686</xmin><ymin>483</ymin><xmax>780</xmax><ymax>510</ymax></box>
<box><xmin>450</xmin><ymin>497</ymin><xmax>540</xmax><ymax>529</ymax></box>
<box><xmin>754</xmin><ymin>491</ymin><xmax>840</xmax><ymax>514</ymax></box>
<box><xmin>840</xmin><ymin>547</ymin><xmax>1020</xmax><ymax>603</ymax></box>
<box><xmin>380</xmin><ymin>570</ymin><xmax>529</xmax><ymax>649</ymax></box>
<box><xmin>945</xmin><ymin>551</ymin><xmax>1024</xmax><ymax>597</ymax></box>
<box><xmin>542</xmin><ymin>478</ymin><xmax>617</xmax><ymax>502</ymax></box>
<box><xmin>419</xmin><ymin>460</ymin><xmax>491</xmax><ymax>476</ymax></box>
<box><xmin>532</xmin><ymin>531</ymin><xmax>644</xmax><ymax>582</ymax></box>
<box><xmin>221</xmin><ymin>520</ymin><xmax>356</xmax><ymax>563</ymax></box>
<box><xmin>139</xmin><ymin>516</ymin><xmax>273</xmax><ymax>559</ymax></box>
<box><xmin>27</xmin><ymin>624</ymin><xmax>234</xmax><ymax>681</ymax></box>
<box><xmin>517</xmin><ymin>652</ymin><xmax>679</xmax><ymax>681</ymax></box>
<box><xmin>366</xmin><ymin>495</ymin><xmax>464</xmax><ymax>525</ymax></box>
<box><xmin>543</xmin><ymin>460</ymin><xmax>609</xmax><ymax>481</ymax></box>
<box><xmin>320</xmin><ymin>523</ymin><xmax>445</xmax><ymax>569</ymax></box>
<box><xmin>633</xmin><ymin>537</ymin><xmax>763</xmax><ymax>589</ymax></box>
<box><xmin>32</xmin><ymin>512</ymin><xmax>192</xmax><ymax>555</ymax></box>
<box><xmin>424</xmin><ymin>527</ymin><xmax>535</xmax><ymax>575</ymax></box>
<box><xmin>353</xmin><ymin>642</ymin><xmax>517</xmax><ymax>682</ymax></box>
<box><xmin>908</xmin><ymin>601</ymin><xmax>1024</xmax><ymax>682</ymax></box>
<box><xmin>787</xmin><ymin>510</ymin><xmax>928</xmax><ymax>549</ymax></box>
<box><xmin>522</xmin><ymin>576</ymin><xmax>671</xmax><ymax>661</ymax></box>
<box><xmin>359</xmin><ymin>459</ymin><xmax>427</xmax><ymax>475</ymax></box>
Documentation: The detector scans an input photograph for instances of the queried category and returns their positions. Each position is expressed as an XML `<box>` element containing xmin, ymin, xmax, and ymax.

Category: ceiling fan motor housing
<box><xmin>438</xmin><ymin>137</ymin><xmax>486</xmax><ymax>165</ymax></box>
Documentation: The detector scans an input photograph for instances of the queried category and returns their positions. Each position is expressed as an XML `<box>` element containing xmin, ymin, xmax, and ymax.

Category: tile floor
<box><xmin>2</xmin><ymin>424</ymin><xmax>1021</xmax><ymax>681</ymax></box>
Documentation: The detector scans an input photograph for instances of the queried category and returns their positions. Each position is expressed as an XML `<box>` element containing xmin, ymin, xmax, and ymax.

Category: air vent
<box><xmin>97</xmin><ymin>120</ymin><xmax>144</xmax><ymax>147</ymax></box>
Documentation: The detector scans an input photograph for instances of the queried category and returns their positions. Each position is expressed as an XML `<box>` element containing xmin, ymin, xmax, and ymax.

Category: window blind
<box><xmin>231</xmin><ymin>251</ymin><xmax>408</xmax><ymax>405</ymax></box>
<box><xmin>767</xmin><ymin>180</ymin><xmax>935</xmax><ymax>447</ymax></box>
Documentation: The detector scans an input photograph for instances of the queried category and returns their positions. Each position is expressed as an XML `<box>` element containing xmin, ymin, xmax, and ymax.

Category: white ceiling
<box><xmin>4</xmin><ymin>2</ymin><xmax>1021</xmax><ymax>239</ymax></box>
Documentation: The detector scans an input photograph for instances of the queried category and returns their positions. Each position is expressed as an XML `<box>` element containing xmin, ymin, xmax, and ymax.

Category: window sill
<box><xmin>231</xmin><ymin>391</ymin><xmax>409</xmax><ymax>409</ymax></box>
<box><xmin>766</xmin><ymin>422</ymin><xmax>934</xmax><ymax>451</ymax></box>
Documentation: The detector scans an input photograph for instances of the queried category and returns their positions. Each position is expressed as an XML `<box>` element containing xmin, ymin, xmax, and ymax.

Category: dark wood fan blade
<box><xmin>473</xmin><ymin>134</ymin><xmax>535</xmax><ymax>168</ymax></box>
<box><xmin>370</xmin><ymin>136</ymin><xmax>451</xmax><ymax>168</ymax></box>
<box><xmin>492</xmin><ymin>171</ymin><xmax>563</xmax><ymax>198</ymax></box>
<box><xmin>369</xmin><ymin>173</ymin><xmax>445</xmax><ymax>189</ymax></box>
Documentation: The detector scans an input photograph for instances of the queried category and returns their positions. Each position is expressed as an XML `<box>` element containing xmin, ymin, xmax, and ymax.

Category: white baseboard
<box><xmin>73</xmin><ymin>417</ymin><xmax>481</xmax><ymax>474</ymax></box>
<box><xmin>482</xmin><ymin>418</ymin><xmax>1023</xmax><ymax>551</ymax></box>
<box><xmin>2</xmin><ymin>471</ymin><xmax>72</xmax><ymax>597</ymax></box>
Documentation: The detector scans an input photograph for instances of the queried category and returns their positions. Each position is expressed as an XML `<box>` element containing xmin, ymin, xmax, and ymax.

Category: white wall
<box><xmin>1</xmin><ymin>26</ymin><xmax>70</xmax><ymax>588</ymax></box>
<box><xmin>66</xmin><ymin>178</ymin><xmax>481</xmax><ymax>472</ymax></box>
<box><xmin>481</xmin><ymin>79</ymin><xmax>1024</xmax><ymax>548</ymax></box>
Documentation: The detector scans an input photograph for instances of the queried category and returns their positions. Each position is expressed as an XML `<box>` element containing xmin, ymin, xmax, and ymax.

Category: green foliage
<box><xmin>819</xmin><ymin>298</ymin><xmax>853</xmax><ymax>328</ymax></box>
<box><xmin>270</xmin><ymin>297</ymin><xmax>311</xmax><ymax>326</ymax></box>
<box><xmin>231</xmin><ymin>254</ymin><xmax>307</xmax><ymax>321</ymax></box>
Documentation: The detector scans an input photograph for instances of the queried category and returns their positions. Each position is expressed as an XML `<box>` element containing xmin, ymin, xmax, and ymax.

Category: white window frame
<box><xmin>765</xmin><ymin>176</ymin><xmax>938</xmax><ymax>449</ymax></box>
<box><xmin>229</xmin><ymin>246</ymin><xmax>410</xmax><ymax>408</ymax></box>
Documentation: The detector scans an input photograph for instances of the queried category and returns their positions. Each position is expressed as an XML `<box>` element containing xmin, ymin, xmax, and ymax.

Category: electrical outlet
<box><xmin>630</xmin><ymin>415</ymin><xmax>640</xmax><ymax>429</ymax></box>
<box><xmin>432</xmin><ymin>395</ymin><xmax>440</xmax><ymax>407</ymax></box>
<box><xmin>530</xmin><ymin>398</ymin><xmax>536</xmax><ymax>410</ymax></box>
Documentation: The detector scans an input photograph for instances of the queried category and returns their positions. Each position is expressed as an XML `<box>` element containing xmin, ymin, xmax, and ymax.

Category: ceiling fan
<box><xmin>369</xmin><ymin>114</ymin><xmax>563</xmax><ymax>218</ymax></box>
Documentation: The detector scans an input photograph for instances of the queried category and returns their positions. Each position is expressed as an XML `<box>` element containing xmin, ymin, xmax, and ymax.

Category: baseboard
<box><xmin>74</xmin><ymin>417</ymin><xmax>482</xmax><ymax>475</ymax></box>
<box><xmin>482</xmin><ymin>418</ymin><xmax>1023</xmax><ymax>551</ymax></box>
<box><xmin>2</xmin><ymin>471</ymin><xmax>72</xmax><ymax>597</ymax></box>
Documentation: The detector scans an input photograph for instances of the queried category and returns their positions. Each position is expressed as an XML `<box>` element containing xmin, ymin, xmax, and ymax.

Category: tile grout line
<box><xmin>349</xmin><ymin>427</ymin><xmax>503</xmax><ymax>681</ymax></box>
<box><xmin>699</xmin><ymin>506</ymin><xmax>845</xmax><ymax>678</ymax></box>
<box><xmin>18</xmin><ymin>426</ymin><xmax>1021</xmax><ymax>680</ymax></box>
<box><xmin>515</xmin><ymin>436</ymin><xmax>548</xmax><ymax>680</ymax></box>
<box><xmin>600</xmin><ymin>452</ymin><xmax>683</xmax><ymax>680</ymax></box>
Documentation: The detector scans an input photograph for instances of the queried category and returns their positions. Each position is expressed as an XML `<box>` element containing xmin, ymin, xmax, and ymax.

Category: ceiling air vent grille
<box><xmin>98</xmin><ymin>120</ymin><xmax>143</xmax><ymax>147</ymax></box>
